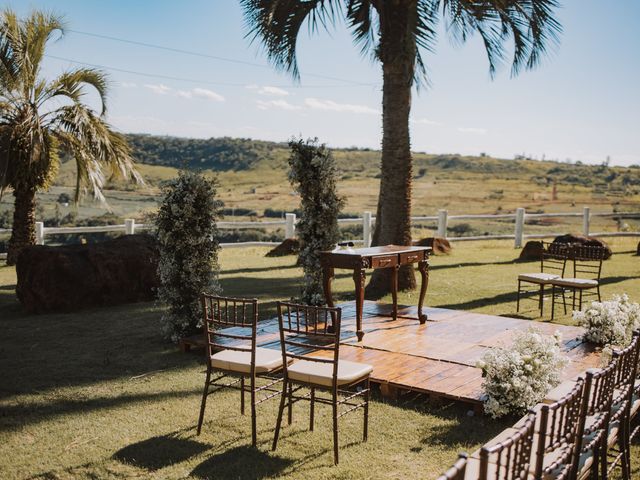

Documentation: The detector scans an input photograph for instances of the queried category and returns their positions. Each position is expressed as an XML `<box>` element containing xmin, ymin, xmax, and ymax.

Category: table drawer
<box><xmin>400</xmin><ymin>251</ymin><xmax>423</xmax><ymax>264</ymax></box>
<box><xmin>371</xmin><ymin>254</ymin><xmax>398</xmax><ymax>268</ymax></box>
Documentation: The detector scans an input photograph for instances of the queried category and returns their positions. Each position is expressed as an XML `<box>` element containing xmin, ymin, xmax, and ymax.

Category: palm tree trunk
<box><xmin>366</xmin><ymin>1</ymin><xmax>417</xmax><ymax>298</ymax></box>
<box><xmin>6</xmin><ymin>186</ymin><xmax>37</xmax><ymax>265</ymax></box>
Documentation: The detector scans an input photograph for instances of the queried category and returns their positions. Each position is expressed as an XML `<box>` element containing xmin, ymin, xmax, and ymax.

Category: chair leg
<box><xmin>272</xmin><ymin>379</ymin><xmax>288</xmax><ymax>451</ymax></box>
<box><xmin>287</xmin><ymin>382</ymin><xmax>293</xmax><ymax>425</ymax></box>
<box><xmin>332</xmin><ymin>388</ymin><xmax>339</xmax><ymax>465</ymax></box>
<box><xmin>309</xmin><ymin>387</ymin><xmax>315</xmax><ymax>431</ymax></box>
<box><xmin>363</xmin><ymin>377</ymin><xmax>370</xmax><ymax>442</ymax></box>
<box><xmin>561</xmin><ymin>288</ymin><xmax>567</xmax><ymax>314</ymax></box>
<box><xmin>578</xmin><ymin>289</ymin><xmax>583</xmax><ymax>311</ymax></box>
<box><xmin>196</xmin><ymin>367</ymin><xmax>211</xmax><ymax>435</ymax></box>
<box><xmin>597</xmin><ymin>285</ymin><xmax>601</xmax><ymax>302</ymax></box>
<box><xmin>539</xmin><ymin>284</ymin><xmax>544</xmax><ymax>315</ymax></box>
<box><xmin>551</xmin><ymin>285</ymin><xmax>556</xmax><ymax>321</ymax></box>
<box><xmin>250</xmin><ymin>376</ymin><xmax>257</xmax><ymax>447</ymax></box>
<box><xmin>240</xmin><ymin>376</ymin><xmax>245</xmax><ymax>415</ymax></box>
<box><xmin>600</xmin><ymin>437</ymin><xmax>608</xmax><ymax>480</ymax></box>
<box><xmin>516</xmin><ymin>281</ymin><xmax>521</xmax><ymax>312</ymax></box>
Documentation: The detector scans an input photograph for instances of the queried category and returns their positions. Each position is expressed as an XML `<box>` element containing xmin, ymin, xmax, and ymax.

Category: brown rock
<box><xmin>518</xmin><ymin>241</ymin><xmax>544</xmax><ymax>262</ymax></box>
<box><xmin>552</xmin><ymin>234</ymin><xmax>612</xmax><ymax>260</ymax></box>
<box><xmin>16</xmin><ymin>234</ymin><xmax>160</xmax><ymax>313</ymax></box>
<box><xmin>413</xmin><ymin>237</ymin><xmax>452</xmax><ymax>254</ymax></box>
<box><xmin>266</xmin><ymin>238</ymin><xmax>300</xmax><ymax>257</ymax></box>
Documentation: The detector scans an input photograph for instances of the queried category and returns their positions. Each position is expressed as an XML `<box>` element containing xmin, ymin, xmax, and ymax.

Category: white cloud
<box><xmin>119</xmin><ymin>81</ymin><xmax>137</xmax><ymax>88</ymax></box>
<box><xmin>258</xmin><ymin>86</ymin><xmax>289</xmax><ymax>97</ymax></box>
<box><xmin>304</xmin><ymin>97</ymin><xmax>379</xmax><ymax>115</ymax></box>
<box><xmin>192</xmin><ymin>88</ymin><xmax>225</xmax><ymax>102</ymax></box>
<box><xmin>457</xmin><ymin>127</ymin><xmax>488</xmax><ymax>134</ymax></box>
<box><xmin>412</xmin><ymin>117</ymin><xmax>443</xmax><ymax>126</ymax></box>
<box><xmin>256</xmin><ymin>99</ymin><xmax>301</xmax><ymax>111</ymax></box>
<box><xmin>176</xmin><ymin>90</ymin><xmax>192</xmax><ymax>99</ymax></box>
<box><xmin>144</xmin><ymin>83</ymin><xmax>172</xmax><ymax>95</ymax></box>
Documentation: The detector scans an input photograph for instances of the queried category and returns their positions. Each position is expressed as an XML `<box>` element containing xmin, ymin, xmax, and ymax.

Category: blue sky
<box><xmin>9</xmin><ymin>0</ymin><xmax>640</xmax><ymax>166</ymax></box>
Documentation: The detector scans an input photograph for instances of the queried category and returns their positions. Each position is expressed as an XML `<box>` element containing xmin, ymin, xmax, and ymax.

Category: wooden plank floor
<box><xmin>211</xmin><ymin>300</ymin><xmax>601</xmax><ymax>410</ymax></box>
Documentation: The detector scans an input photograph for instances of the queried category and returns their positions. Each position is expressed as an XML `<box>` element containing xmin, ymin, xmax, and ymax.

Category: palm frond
<box><xmin>40</xmin><ymin>68</ymin><xmax>109</xmax><ymax>115</ymax></box>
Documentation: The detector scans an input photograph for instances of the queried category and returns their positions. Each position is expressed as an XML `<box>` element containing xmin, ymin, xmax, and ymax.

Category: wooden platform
<box><xmin>188</xmin><ymin>301</ymin><xmax>601</xmax><ymax>411</ymax></box>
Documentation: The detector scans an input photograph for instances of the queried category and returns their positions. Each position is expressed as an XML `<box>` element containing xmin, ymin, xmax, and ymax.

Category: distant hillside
<box><xmin>124</xmin><ymin>133</ymin><xmax>640</xmax><ymax>190</ymax></box>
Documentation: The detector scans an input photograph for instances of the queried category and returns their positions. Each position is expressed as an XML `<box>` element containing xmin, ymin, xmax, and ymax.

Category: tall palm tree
<box><xmin>0</xmin><ymin>9</ymin><xmax>141</xmax><ymax>265</ymax></box>
<box><xmin>241</xmin><ymin>0</ymin><xmax>561</xmax><ymax>295</ymax></box>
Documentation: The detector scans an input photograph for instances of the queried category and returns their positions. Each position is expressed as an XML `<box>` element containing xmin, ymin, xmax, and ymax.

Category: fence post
<box><xmin>582</xmin><ymin>207</ymin><xmax>590</xmax><ymax>236</ymax></box>
<box><xmin>35</xmin><ymin>221</ymin><xmax>45</xmax><ymax>245</ymax></box>
<box><xmin>285</xmin><ymin>213</ymin><xmax>296</xmax><ymax>238</ymax></box>
<box><xmin>437</xmin><ymin>209</ymin><xmax>448</xmax><ymax>237</ymax></box>
<box><xmin>125</xmin><ymin>218</ymin><xmax>135</xmax><ymax>235</ymax></box>
<box><xmin>362</xmin><ymin>211</ymin><xmax>372</xmax><ymax>247</ymax></box>
<box><xmin>514</xmin><ymin>208</ymin><xmax>525</xmax><ymax>248</ymax></box>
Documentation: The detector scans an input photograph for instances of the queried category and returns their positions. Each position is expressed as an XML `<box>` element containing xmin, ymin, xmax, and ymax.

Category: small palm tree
<box><xmin>0</xmin><ymin>9</ymin><xmax>141</xmax><ymax>265</ymax></box>
<box><xmin>241</xmin><ymin>0</ymin><xmax>561</xmax><ymax>295</ymax></box>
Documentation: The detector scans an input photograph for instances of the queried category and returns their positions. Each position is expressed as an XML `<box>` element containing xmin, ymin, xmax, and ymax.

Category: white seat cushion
<box><xmin>544</xmin><ymin>379</ymin><xmax>580</xmax><ymax>403</ymax></box>
<box><xmin>211</xmin><ymin>347</ymin><xmax>283</xmax><ymax>374</ymax></box>
<box><xmin>518</xmin><ymin>272</ymin><xmax>560</xmax><ymax>283</ymax></box>
<box><xmin>287</xmin><ymin>359</ymin><xmax>373</xmax><ymax>387</ymax></box>
<box><xmin>551</xmin><ymin>278</ymin><xmax>598</xmax><ymax>288</ymax></box>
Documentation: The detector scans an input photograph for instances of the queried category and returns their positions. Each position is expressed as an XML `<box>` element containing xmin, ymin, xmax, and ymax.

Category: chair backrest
<box><xmin>612</xmin><ymin>332</ymin><xmax>640</xmax><ymax>409</ymax></box>
<box><xmin>479</xmin><ymin>412</ymin><xmax>536</xmax><ymax>480</ymax></box>
<box><xmin>569</xmin><ymin>245</ymin><xmax>605</xmax><ymax>280</ymax></box>
<box><xmin>534</xmin><ymin>379</ymin><xmax>585</xmax><ymax>479</ymax></box>
<box><xmin>276</xmin><ymin>302</ymin><xmax>342</xmax><ymax>388</ymax></box>
<box><xmin>437</xmin><ymin>453</ymin><xmax>468</xmax><ymax>480</ymax></box>
<box><xmin>201</xmin><ymin>294</ymin><xmax>258</xmax><ymax>360</ymax></box>
<box><xmin>541</xmin><ymin>241</ymin><xmax>569</xmax><ymax>276</ymax></box>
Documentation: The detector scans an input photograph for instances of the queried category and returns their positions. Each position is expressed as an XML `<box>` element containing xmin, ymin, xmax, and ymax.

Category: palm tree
<box><xmin>0</xmin><ymin>9</ymin><xmax>140</xmax><ymax>265</ymax></box>
<box><xmin>241</xmin><ymin>0</ymin><xmax>561</xmax><ymax>295</ymax></box>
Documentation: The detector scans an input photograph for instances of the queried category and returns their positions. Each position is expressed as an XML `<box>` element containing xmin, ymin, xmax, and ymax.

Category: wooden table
<box><xmin>320</xmin><ymin>245</ymin><xmax>431</xmax><ymax>341</ymax></box>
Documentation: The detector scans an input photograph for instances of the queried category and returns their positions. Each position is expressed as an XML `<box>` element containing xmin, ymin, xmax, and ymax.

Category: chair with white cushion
<box><xmin>272</xmin><ymin>302</ymin><xmax>372</xmax><ymax>465</ymax></box>
<box><xmin>197</xmin><ymin>295</ymin><xmax>283</xmax><ymax>447</ymax></box>
<box><xmin>629</xmin><ymin>330</ymin><xmax>640</xmax><ymax>445</ymax></box>
<box><xmin>516</xmin><ymin>241</ymin><xmax>568</xmax><ymax>316</ymax></box>
<box><xmin>550</xmin><ymin>245</ymin><xmax>605</xmax><ymax>320</ymax></box>
<box><xmin>437</xmin><ymin>453</ymin><xmax>468</xmax><ymax>480</ymax></box>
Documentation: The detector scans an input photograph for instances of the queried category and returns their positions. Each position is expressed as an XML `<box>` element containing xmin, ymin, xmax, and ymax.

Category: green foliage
<box><xmin>155</xmin><ymin>171</ymin><xmax>223</xmax><ymax>342</ymax></box>
<box><xmin>288</xmin><ymin>138</ymin><xmax>344</xmax><ymax>305</ymax></box>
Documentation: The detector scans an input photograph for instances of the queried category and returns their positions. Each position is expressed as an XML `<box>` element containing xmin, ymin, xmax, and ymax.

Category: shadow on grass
<box><xmin>190</xmin><ymin>445</ymin><xmax>293</xmax><ymax>480</ymax></box>
<box><xmin>114</xmin><ymin>434</ymin><xmax>209</xmax><ymax>471</ymax></box>
<box><xmin>223</xmin><ymin>263</ymin><xmax>298</xmax><ymax>275</ymax></box>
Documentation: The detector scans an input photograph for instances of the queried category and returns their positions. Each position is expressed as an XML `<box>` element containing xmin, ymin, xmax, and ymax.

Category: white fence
<box><xmin>1</xmin><ymin>207</ymin><xmax>639</xmax><ymax>251</ymax></box>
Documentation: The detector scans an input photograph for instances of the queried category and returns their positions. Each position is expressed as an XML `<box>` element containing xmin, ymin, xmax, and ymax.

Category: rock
<box><xmin>552</xmin><ymin>234</ymin><xmax>612</xmax><ymax>260</ymax></box>
<box><xmin>518</xmin><ymin>241</ymin><xmax>544</xmax><ymax>262</ymax></box>
<box><xmin>266</xmin><ymin>238</ymin><xmax>300</xmax><ymax>257</ymax></box>
<box><xmin>16</xmin><ymin>234</ymin><xmax>160</xmax><ymax>313</ymax></box>
<box><xmin>413</xmin><ymin>237</ymin><xmax>452</xmax><ymax>254</ymax></box>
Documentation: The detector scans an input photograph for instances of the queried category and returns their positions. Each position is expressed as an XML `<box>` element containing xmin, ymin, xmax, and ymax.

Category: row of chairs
<box><xmin>196</xmin><ymin>295</ymin><xmax>372</xmax><ymax>465</ymax></box>
<box><xmin>438</xmin><ymin>330</ymin><xmax>640</xmax><ymax>480</ymax></box>
<box><xmin>516</xmin><ymin>243</ymin><xmax>606</xmax><ymax>320</ymax></box>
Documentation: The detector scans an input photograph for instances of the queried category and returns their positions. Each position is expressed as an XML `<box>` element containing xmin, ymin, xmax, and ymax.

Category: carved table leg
<box><xmin>417</xmin><ymin>259</ymin><xmax>430</xmax><ymax>324</ymax></box>
<box><xmin>353</xmin><ymin>267</ymin><xmax>366</xmax><ymax>341</ymax></box>
<box><xmin>391</xmin><ymin>265</ymin><xmax>399</xmax><ymax>320</ymax></box>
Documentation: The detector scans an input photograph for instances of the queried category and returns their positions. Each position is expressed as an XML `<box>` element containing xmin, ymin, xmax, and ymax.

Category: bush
<box><xmin>155</xmin><ymin>171</ymin><xmax>223</xmax><ymax>342</ymax></box>
<box><xmin>288</xmin><ymin>138</ymin><xmax>344</xmax><ymax>305</ymax></box>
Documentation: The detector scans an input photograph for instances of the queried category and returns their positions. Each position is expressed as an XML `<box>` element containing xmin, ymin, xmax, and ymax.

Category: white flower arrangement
<box><xmin>478</xmin><ymin>328</ymin><xmax>568</xmax><ymax>418</ymax></box>
<box><xmin>574</xmin><ymin>294</ymin><xmax>640</xmax><ymax>348</ymax></box>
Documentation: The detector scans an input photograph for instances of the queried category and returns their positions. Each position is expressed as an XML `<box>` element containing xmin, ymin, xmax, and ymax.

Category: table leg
<box><xmin>417</xmin><ymin>260</ymin><xmax>430</xmax><ymax>324</ymax></box>
<box><xmin>353</xmin><ymin>267</ymin><xmax>366</xmax><ymax>341</ymax></box>
<box><xmin>322</xmin><ymin>265</ymin><xmax>336</xmax><ymax>332</ymax></box>
<box><xmin>391</xmin><ymin>265</ymin><xmax>399</xmax><ymax>320</ymax></box>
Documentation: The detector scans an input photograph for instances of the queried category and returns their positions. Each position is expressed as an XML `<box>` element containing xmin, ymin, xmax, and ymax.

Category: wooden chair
<box><xmin>606</xmin><ymin>332</ymin><xmax>640</xmax><ymax>479</ymax></box>
<box><xmin>531</xmin><ymin>379</ymin><xmax>585</xmax><ymax>479</ymax></box>
<box><xmin>629</xmin><ymin>330</ymin><xmax>640</xmax><ymax>444</ymax></box>
<box><xmin>437</xmin><ymin>453</ymin><xmax>468</xmax><ymax>480</ymax></box>
<box><xmin>197</xmin><ymin>294</ymin><xmax>284</xmax><ymax>446</ymax></box>
<box><xmin>572</xmin><ymin>359</ymin><xmax>618</xmax><ymax>480</ymax></box>
<box><xmin>272</xmin><ymin>302</ymin><xmax>372</xmax><ymax>465</ymax></box>
<box><xmin>516</xmin><ymin>241</ymin><xmax>568</xmax><ymax>316</ymax></box>
<box><xmin>551</xmin><ymin>245</ymin><xmax>605</xmax><ymax>320</ymax></box>
<box><xmin>466</xmin><ymin>412</ymin><xmax>536</xmax><ymax>480</ymax></box>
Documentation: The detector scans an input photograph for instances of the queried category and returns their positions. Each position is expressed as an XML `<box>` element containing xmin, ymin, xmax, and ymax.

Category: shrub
<box><xmin>288</xmin><ymin>138</ymin><xmax>344</xmax><ymax>305</ymax></box>
<box><xmin>155</xmin><ymin>171</ymin><xmax>223</xmax><ymax>342</ymax></box>
<box><xmin>477</xmin><ymin>328</ymin><xmax>568</xmax><ymax>418</ymax></box>
<box><xmin>574</xmin><ymin>294</ymin><xmax>640</xmax><ymax>347</ymax></box>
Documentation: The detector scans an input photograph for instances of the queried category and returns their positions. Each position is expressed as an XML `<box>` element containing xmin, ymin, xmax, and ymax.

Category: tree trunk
<box><xmin>365</xmin><ymin>1</ymin><xmax>417</xmax><ymax>298</ymax></box>
<box><xmin>6</xmin><ymin>186</ymin><xmax>37</xmax><ymax>266</ymax></box>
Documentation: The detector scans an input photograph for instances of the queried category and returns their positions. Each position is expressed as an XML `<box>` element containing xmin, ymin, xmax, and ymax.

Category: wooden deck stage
<box><xmin>192</xmin><ymin>301</ymin><xmax>602</xmax><ymax>411</ymax></box>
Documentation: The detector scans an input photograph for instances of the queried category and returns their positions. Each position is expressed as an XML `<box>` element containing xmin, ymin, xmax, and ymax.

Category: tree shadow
<box><xmin>190</xmin><ymin>445</ymin><xmax>293</xmax><ymax>480</ymax></box>
<box><xmin>114</xmin><ymin>433</ymin><xmax>209</xmax><ymax>471</ymax></box>
<box><xmin>223</xmin><ymin>263</ymin><xmax>298</xmax><ymax>275</ymax></box>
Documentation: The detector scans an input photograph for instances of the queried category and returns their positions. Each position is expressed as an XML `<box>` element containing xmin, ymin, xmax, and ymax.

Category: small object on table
<box><xmin>320</xmin><ymin>245</ymin><xmax>431</xmax><ymax>341</ymax></box>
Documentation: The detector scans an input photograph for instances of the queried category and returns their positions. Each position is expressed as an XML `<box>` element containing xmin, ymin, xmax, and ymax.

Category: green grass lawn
<box><xmin>1</xmin><ymin>239</ymin><xmax>638</xmax><ymax>479</ymax></box>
